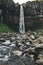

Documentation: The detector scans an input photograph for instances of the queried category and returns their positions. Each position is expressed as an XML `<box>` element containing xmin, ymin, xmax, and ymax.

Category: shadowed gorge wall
<box><xmin>0</xmin><ymin>0</ymin><xmax>43</xmax><ymax>31</ymax></box>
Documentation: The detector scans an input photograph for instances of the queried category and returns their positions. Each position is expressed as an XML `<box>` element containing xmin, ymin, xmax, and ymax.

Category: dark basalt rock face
<box><xmin>23</xmin><ymin>1</ymin><xmax>43</xmax><ymax>31</ymax></box>
<box><xmin>0</xmin><ymin>1</ymin><xmax>43</xmax><ymax>31</ymax></box>
<box><xmin>0</xmin><ymin>0</ymin><xmax>20</xmax><ymax>31</ymax></box>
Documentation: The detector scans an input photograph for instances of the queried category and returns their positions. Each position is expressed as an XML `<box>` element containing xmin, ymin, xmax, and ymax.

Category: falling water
<box><xmin>19</xmin><ymin>5</ymin><xmax>25</xmax><ymax>34</ymax></box>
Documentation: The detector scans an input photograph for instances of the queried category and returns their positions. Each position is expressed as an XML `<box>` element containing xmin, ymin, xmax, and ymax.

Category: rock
<box><xmin>38</xmin><ymin>36</ymin><xmax>43</xmax><ymax>43</ymax></box>
<box><xmin>30</xmin><ymin>55</ymin><xmax>34</xmax><ymax>60</ymax></box>
<box><xmin>2</xmin><ymin>40</ymin><xmax>11</xmax><ymax>46</ymax></box>
<box><xmin>10</xmin><ymin>37</ymin><xmax>16</xmax><ymax>41</ymax></box>
<box><xmin>38</xmin><ymin>30</ymin><xmax>43</xmax><ymax>36</ymax></box>
<box><xmin>7</xmin><ymin>56</ymin><xmax>25</xmax><ymax>65</ymax></box>
<box><xmin>0</xmin><ymin>46</ymin><xmax>11</xmax><ymax>62</ymax></box>
<box><xmin>0</xmin><ymin>1</ymin><xmax>43</xmax><ymax>31</ymax></box>
<box><xmin>22</xmin><ymin>53</ymin><xmax>33</xmax><ymax>65</ymax></box>
<box><xmin>10</xmin><ymin>41</ymin><xmax>16</xmax><ymax>47</ymax></box>
<box><xmin>33</xmin><ymin>36</ymin><xmax>43</xmax><ymax>47</ymax></box>
<box><xmin>36</xmin><ymin>60</ymin><xmax>43</xmax><ymax>65</ymax></box>
<box><xmin>22</xmin><ymin>34</ymin><xmax>27</xmax><ymax>39</ymax></box>
<box><xmin>18</xmin><ymin>42</ymin><xmax>22</xmax><ymax>46</ymax></box>
<box><xmin>35</xmin><ymin>43</ymin><xmax>43</xmax><ymax>48</ymax></box>
<box><xmin>0</xmin><ymin>38</ymin><xmax>5</xmax><ymax>42</ymax></box>
<box><xmin>22</xmin><ymin>47</ymin><xmax>35</xmax><ymax>55</ymax></box>
<box><xmin>12</xmin><ymin>50</ymin><xmax>22</xmax><ymax>56</ymax></box>
<box><xmin>0</xmin><ymin>10</ymin><xmax>2</xmax><ymax>15</ymax></box>
<box><xmin>37</xmin><ymin>54</ymin><xmax>43</xmax><ymax>60</ymax></box>
<box><xmin>0</xmin><ymin>55</ymin><xmax>10</xmax><ymax>62</ymax></box>
<box><xmin>30</xmin><ymin>35</ymin><xmax>35</xmax><ymax>40</ymax></box>
<box><xmin>19</xmin><ymin>44</ymin><xmax>25</xmax><ymax>51</ymax></box>
<box><xmin>26</xmin><ymin>41</ymin><xmax>30</xmax><ymax>46</ymax></box>
<box><xmin>1</xmin><ymin>33</ymin><xmax>6</xmax><ymax>36</ymax></box>
<box><xmin>13</xmin><ymin>58</ymin><xmax>25</xmax><ymax>65</ymax></box>
<box><xmin>27</xmin><ymin>37</ymin><xmax>33</xmax><ymax>42</ymax></box>
<box><xmin>17</xmin><ymin>36</ymin><xmax>22</xmax><ymax>40</ymax></box>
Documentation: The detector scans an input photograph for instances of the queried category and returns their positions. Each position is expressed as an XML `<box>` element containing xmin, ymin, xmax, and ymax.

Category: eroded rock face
<box><xmin>0</xmin><ymin>1</ymin><xmax>43</xmax><ymax>31</ymax></box>
<box><xmin>0</xmin><ymin>0</ymin><xmax>20</xmax><ymax>31</ymax></box>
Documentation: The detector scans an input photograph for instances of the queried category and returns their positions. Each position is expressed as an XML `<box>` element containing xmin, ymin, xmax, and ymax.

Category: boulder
<box><xmin>22</xmin><ymin>53</ymin><xmax>34</xmax><ymax>65</ymax></box>
<box><xmin>12</xmin><ymin>50</ymin><xmax>22</xmax><ymax>56</ymax></box>
<box><xmin>33</xmin><ymin>36</ymin><xmax>43</xmax><ymax>44</ymax></box>
<box><xmin>36</xmin><ymin>60</ymin><xmax>43</xmax><ymax>65</ymax></box>
<box><xmin>30</xmin><ymin>34</ymin><xmax>35</xmax><ymax>40</ymax></box>
<box><xmin>10</xmin><ymin>41</ymin><xmax>16</xmax><ymax>47</ymax></box>
<box><xmin>2</xmin><ymin>40</ymin><xmax>11</xmax><ymax>46</ymax></box>
<box><xmin>0</xmin><ymin>38</ymin><xmax>5</xmax><ymax>42</ymax></box>
<box><xmin>37</xmin><ymin>54</ymin><xmax>43</xmax><ymax>60</ymax></box>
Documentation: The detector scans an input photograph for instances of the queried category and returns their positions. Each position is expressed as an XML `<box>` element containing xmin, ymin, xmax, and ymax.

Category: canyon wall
<box><xmin>0</xmin><ymin>0</ymin><xmax>43</xmax><ymax>31</ymax></box>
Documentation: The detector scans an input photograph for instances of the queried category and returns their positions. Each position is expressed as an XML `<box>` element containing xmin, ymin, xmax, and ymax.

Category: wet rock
<box><xmin>30</xmin><ymin>34</ymin><xmax>35</xmax><ymax>40</ymax></box>
<box><xmin>37</xmin><ymin>54</ymin><xmax>43</xmax><ymax>60</ymax></box>
<box><xmin>10</xmin><ymin>37</ymin><xmax>16</xmax><ymax>41</ymax></box>
<box><xmin>19</xmin><ymin>44</ymin><xmax>25</xmax><ymax>51</ymax></box>
<box><xmin>33</xmin><ymin>46</ymin><xmax>43</xmax><ymax>63</ymax></box>
<box><xmin>2</xmin><ymin>40</ymin><xmax>11</xmax><ymax>46</ymax></box>
<box><xmin>35</xmin><ymin>43</ymin><xmax>43</xmax><ymax>48</ymax></box>
<box><xmin>30</xmin><ymin>55</ymin><xmax>34</xmax><ymax>60</ymax></box>
<box><xmin>36</xmin><ymin>60</ymin><xmax>43</xmax><ymax>65</ymax></box>
<box><xmin>0</xmin><ymin>38</ymin><xmax>5</xmax><ymax>42</ymax></box>
<box><xmin>38</xmin><ymin>36</ymin><xmax>43</xmax><ymax>43</ymax></box>
<box><xmin>18</xmin><ymin>42</ymin><xmax>22</xmax><ymax>47</ymax></box>
<box><xmin>0</xmin><ymin>46</ymin><xmax>11</xmax><ymax>62</ymax></box>
<box><xmin>37</xmin><ymin>30</ymin><xmax>43</xmax><ymax>36</ymax></box>
<box><xmin>7</xmin><ymin>55</ymin><xmax>25</xmax><ymax>65</ymax></box>
<box><xmin>22</xmin><ymin>47</ymin><xmax>35</xmax><ymax>56</ymax></box>
<box><xmin>26</xmin><ymin>41</ymin><xmax>30</xmax><ymax>46</ymax></box>
<box><xmin>0</xmin><ymin>32</ymin><xmax>43</xmax><ymax>65</ymax></box>
<box><xmin>22</xmin><ymin>53</ymin><xmax>34</xmax><ymax>65</ymax></box>
<box><xmin>33</xmin><ymin>36</ymin><xmax>43</xmax><ymax>47</ymax></box>
<box><xmin>10</xmin><ymin>41</ymin><xmax>16</xmax><ymax>47</ymax></box>
<box><xmin>12</xmin><ymin>50</ymin><xmax>22</xmax><ymax>56</ymax></box>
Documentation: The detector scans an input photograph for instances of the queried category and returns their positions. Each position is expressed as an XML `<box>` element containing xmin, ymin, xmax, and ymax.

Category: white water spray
<box><xmin>19</xmin><ymin>5</ymin><xmax>25</xmax><ymax>34</ymax></box>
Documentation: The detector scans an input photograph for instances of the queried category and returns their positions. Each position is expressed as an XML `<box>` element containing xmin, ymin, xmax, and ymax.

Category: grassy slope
<box><xmin>0</xmin><ymin>21</ymin><xmax>43</xmax><ymax>32</ymax></box>
<box><xmin>0</xmin><ymin>21</ymin><xmax>13</xmax><ymax>32</ymax></box>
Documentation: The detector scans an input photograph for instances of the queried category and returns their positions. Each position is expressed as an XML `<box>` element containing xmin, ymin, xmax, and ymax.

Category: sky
<box><xmin>13</xmin><ymin>0</ymin><xmax>34</xmax><ymax>4</ymax></box>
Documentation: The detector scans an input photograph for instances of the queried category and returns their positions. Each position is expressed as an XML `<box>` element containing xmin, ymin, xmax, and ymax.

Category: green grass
<box><xmin>0</xmin><ymin>21</ymin><xmax>43</xmax><ymax>33</ymax></box>
<box><xmin>0</xmin><ymin>21</ymin><xmax>13</xmax><ymax>32</ymax></box>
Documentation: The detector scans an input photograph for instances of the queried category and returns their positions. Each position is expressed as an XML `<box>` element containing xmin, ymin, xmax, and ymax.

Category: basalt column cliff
<box><xmin>0</xmin><ymin>1</ymin><xmax>43</xmax><ymax>31</ymax></box>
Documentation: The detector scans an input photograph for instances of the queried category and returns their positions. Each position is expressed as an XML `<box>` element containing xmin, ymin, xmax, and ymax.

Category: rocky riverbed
<box><xmin>0</xmin><ymin>31</ymin><xmax>43</xmax><ymax>65</ymax></box>
<box><xmin>0</xmin><ymin>1</ymin><xmax>43</xmax><ymax>31</ymax></box>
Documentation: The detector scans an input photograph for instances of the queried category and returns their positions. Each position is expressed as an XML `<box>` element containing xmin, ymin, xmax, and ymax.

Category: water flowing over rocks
<box><xmin>0</xmin><ymin>31</ymin><xmax>43</xmax><ymax>65</ymax></box>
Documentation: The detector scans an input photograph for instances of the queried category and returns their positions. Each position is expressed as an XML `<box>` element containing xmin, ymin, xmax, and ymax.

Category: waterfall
<box><xmin>19</xmin><ymin>5</ymin><xmax>25</xmax><ymax>34</ymax></box>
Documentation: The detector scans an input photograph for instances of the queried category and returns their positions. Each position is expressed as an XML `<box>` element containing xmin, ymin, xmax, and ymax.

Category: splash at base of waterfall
<box><xmin>19</xmin><ymin>5</ymin><xmax>25</xmax><ymax>34</ymax></box>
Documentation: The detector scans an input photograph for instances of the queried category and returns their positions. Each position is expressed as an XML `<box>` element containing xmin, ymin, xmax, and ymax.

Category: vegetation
<box><xmin>0</xmin><ymin>21</ymin><xmax>13</xmax><ymax>32</ymax></box>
